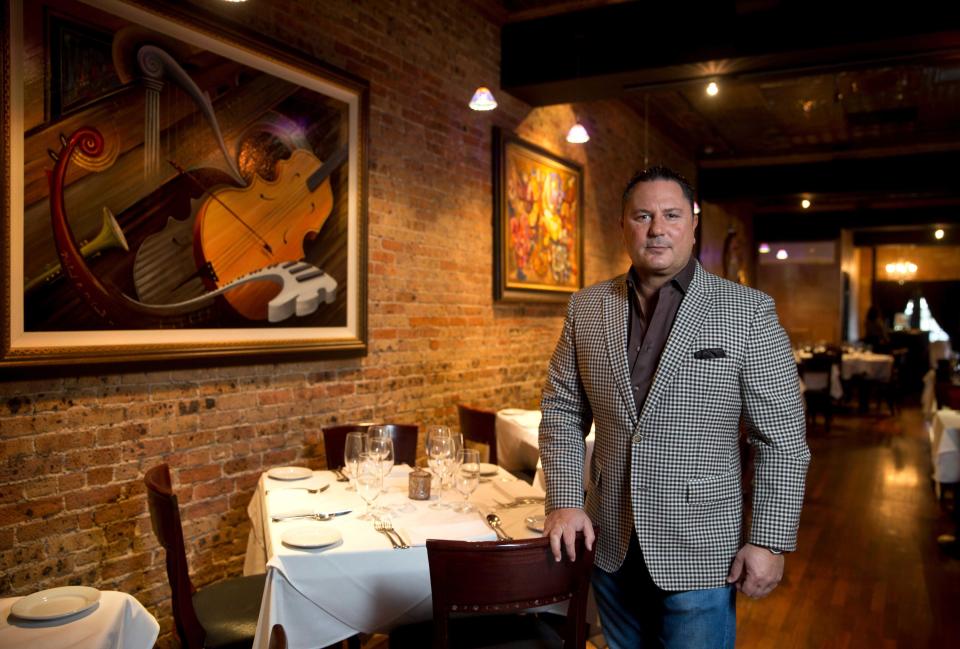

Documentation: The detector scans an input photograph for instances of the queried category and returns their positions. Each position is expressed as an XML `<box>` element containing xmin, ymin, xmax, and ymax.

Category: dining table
<box><xmin>496</xmin><ymin>408</ymin><xmax>595</xmax><ymax>491</ymax></box>
<box><xmin>0</xmin><ymin>589</ymin><xmax>159</xmax><ymax>649</ymax></box>
<box><xmin>931</xmin><ymin>408</ymin><xmax>960</xmax><ymax>491</ymax></box>
<box><xmin>243</xmin><ymin>463</ymin><xmax>549</xmax><ymax>649</ymax></box>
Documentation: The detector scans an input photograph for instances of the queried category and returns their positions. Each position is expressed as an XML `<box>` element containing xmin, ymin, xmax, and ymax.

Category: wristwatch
<box><xmin>764</xmin><ymin>546</ymin><xmax>784</xmax><ymax>555</ymax></box>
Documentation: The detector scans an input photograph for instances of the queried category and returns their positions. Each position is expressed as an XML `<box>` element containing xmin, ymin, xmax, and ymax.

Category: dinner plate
<box><xmin>267</xmin><ymin>466</ymin><xmax>313</xmax><ymax>481</ymax></box>
<box><xmin>281</xmin><ymin>525</ymin><xmax>343</xmax><ymax>549</ymax></box>
<box><xmin>478</xmin><ymin>463</ymin><xmax>499</xmax><ymax>477</ymax></box>
<box><xmin>525</xmin><ymin>515</ymin><xmax>545</xmax><ymax>533</ymax></box>
<box><xmin>11</xmin><ymin>586</ymin><xmax>101</xmax><ymax>621</ymax></box>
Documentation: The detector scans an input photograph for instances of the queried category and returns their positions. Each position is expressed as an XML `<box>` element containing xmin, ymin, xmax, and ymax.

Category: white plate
<box><xmin>525</xmin><ymin>515</ymin><xmax>545</xmax><ymax>533</ymax></box>
<box><xmin>281</xmin><ymin>525</ymin><xmax>343</xmax><ymax>549</ymax></box>
<box><xmin>267</xmin><ymin>466</ymin><xmax>313</xmax><ymax>481</ymax></box>
<box><xmin>478</xmin><ymin>463</ymin><xmax>499</xmax><ymax>476</ymax></box>
<box><xmin>11</xmin><ymin>586</ymin><xmax>101</xmax><ymax>621</ymax></box>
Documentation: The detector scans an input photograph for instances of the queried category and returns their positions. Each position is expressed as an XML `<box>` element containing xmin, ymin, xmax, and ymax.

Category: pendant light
<box><xmin>566</xmin><ymin>122</ymin><xmax>590</xmax><ymax>143</ymax></box>
<box><xmin>468</xmin><ymin>87</ymin><xmax>497</xmax><ymax>111</ymax></box>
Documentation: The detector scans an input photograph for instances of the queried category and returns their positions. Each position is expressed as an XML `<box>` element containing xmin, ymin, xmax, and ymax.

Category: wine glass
<box><xmin>427</xmin><ymin>432</ymin><xmax>453</xmax><ymax>509</ymax></box>
<box><xmin>343</xmin><ymin>432</ymin><xmax>366</xmax><ymax>491</ymax></box>
<box><xmin>445</xmin><ymin>431</ymin><xmax>464</xmax><ymax>489</ymax></box>
<box><xmin>454</xmin><ymin>449</ymin><xmax>480</xmax><ymax>512</ymax></box>
<box><xmin>368</xmin><ymin>435</ymin><xmax>395</xmax><ymax>481</ymax></box>
<box><xmin>356</xmin><ymin>452</ymin><xmax>383</xmax><ymax>519</ymax></box>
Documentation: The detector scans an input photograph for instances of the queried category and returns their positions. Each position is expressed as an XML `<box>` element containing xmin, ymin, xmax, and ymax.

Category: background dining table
<box><xmin>495</xmin><ymin>408</ymin><xmax>595</xmax><ymax>491</ymax></box>
<box><xmin>244</xmin><ymin>464</ymin><xmax>548</xmax><ymax>649</ymax></box>
<box><xmin>931</xmin><ymin>408</ymin><xmax>960</xmax><ymax>493</ymax></box>
<box><xmin>0</xmin><ymin>590</ymin><xmax>159</xmax><ymax>649</ymax></box>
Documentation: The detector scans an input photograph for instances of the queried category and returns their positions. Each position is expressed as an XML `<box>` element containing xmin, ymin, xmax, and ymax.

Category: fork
<box><xmin>377</xmin><ymin>519</ymin><xmax>410</xmax><ymax>549</ymax></box>
<box><xmin>271</xmin><ymin>512</ymin><xmax>339</xmax><ymax>522</ymax></box>
<box><xmin>374</xmin><ymin>520</ymin><xmax>403</xmax><ymax>549</ymax></box>
<box><xmin>494</xmin><ymin>497</ymin><xmax>545</xmax><ymax>509</ymax></box>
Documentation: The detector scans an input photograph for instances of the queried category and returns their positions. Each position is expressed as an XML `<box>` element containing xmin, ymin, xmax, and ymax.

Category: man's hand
<box><xmin>726</xmin><ymin>543</ymin><xmax>784</xmax><ymax>598</ymax></box>
<box><xmin>543</xmin><ymin>508</ymin><xmax>594</xmax><ymax>562</ymax></box>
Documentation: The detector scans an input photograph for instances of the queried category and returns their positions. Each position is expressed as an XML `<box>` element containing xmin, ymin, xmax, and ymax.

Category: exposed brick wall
<box><xmin>0</xmin><ymin>1</ymin><xmax>694</xmax><ymax>645</ymax></box>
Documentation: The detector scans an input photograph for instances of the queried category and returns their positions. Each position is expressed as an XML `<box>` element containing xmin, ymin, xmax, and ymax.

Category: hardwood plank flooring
<box><xmin>736</xmin><ymin>404</ymin><xmax>960</xmax><ymax>648</ymax></box>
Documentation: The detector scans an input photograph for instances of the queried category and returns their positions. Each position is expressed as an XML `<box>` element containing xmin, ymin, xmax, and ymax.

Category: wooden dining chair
<box><xmin>144</xmin><ymin>464</ymin><xmax>266</xmax><ymax>649</ymax></box>
<box><xmin>321</xmin><ymin>423</ymin><xmax>418</xmax><ymax>469</ymax></box>
<box><xmin>390</xmin><ymin>533</ymin><xmax>596</xmax><ymax>648</ymax></box>
<box><xmin>456</xmin><ymin>404</ymin><xmax>498</xmax><ymax>465</ymax></box>
<box><xmin>799</xmin><ymin>355</ymin><xmax>836</xmax><ymax>432</ymax></box>
<box><xmin>268</xmin><ymin>624</ymin><xmax>287</xmax><ymax>649</ymax></box>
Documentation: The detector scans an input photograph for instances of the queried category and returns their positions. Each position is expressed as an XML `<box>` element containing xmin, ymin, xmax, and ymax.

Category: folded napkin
<box><xmin>492</xmin><ymin>479</ymin><xmax>545</xmax><ymax>503</ymax></box>
<box><xmin>397</xmin><ymin>509</ymin><xmax>497</xmax><ymax>546</ymax></box>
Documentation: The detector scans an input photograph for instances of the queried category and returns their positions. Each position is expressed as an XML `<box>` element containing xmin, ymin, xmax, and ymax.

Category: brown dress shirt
<box><xmin>626</xmin><ymin>257</ymin><xmax>697</xmax><ymax>413</ymax></box>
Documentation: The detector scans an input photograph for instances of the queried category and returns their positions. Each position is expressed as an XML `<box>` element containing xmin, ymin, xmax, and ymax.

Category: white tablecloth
<box><xmin>840</xmin><ymin>352</ymin><xmax>894</xmax><ymax>382</ymax></box>
<box><xmin>494</xmin><ymin>409</ymin><xmax>595</xmax><ymax>493</ymax></box>
<box><xmin>245</xmin><ymin>465</ymin><xmax>547</xmax><ymax>649</ymax></box>
<box><xmin>0</xmin><ymin>590</ymin><xmax>158</xmax><ymax>649</ymax></box>
<box><xmin>931</xmin><ymin>409</ymin><xmax>960</xmax><ymax>485</ymax></box>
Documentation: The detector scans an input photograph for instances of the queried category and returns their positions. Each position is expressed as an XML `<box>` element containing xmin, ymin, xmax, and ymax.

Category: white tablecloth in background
<box><xmin>245</xmin><ymin>466</ymin><xmax>547</xmax><ymax>649</ymax></box>
<box><xmin>931</xmin><ymin>409</ymin><xmax>960</xmax><ymax>485</ymax></box>
<box><xmin>840</xmin><ymin>352</ymin><xmax>894</xmax><ymax>382</ymax></box>
<box><xmin>494</xmin><ymin>409</ymin><xmax>595</xmax><ymax>492</ymax></box>
<box><xmin>0</xmin><ymin>590</ymin><xmax>158</xmax><ymax>649</ymax></box>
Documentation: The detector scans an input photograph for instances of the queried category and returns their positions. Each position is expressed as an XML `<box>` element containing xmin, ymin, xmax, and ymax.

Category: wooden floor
<box><xmin>736</xmin><ymin>403</ymin><xmax>960</xmax><ymax>648</ymax></box>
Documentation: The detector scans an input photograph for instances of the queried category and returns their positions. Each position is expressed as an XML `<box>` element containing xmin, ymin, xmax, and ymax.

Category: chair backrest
<box><xmin>456</xmin><ymin>404</ymin><xmax>498</xmax><ymax>465</ymax></box>
<box><xmin>426</xmin><ymin>533</ymin><xmax>595</xmax><ymax>648</ymax></box>
<box><xmin>321</xmin><ymin>423</ymin><xmax>418</xmax><ymax>469</ymax></box>
<box><xmin>799</xmin><ymin>355</ymin><xmax>834</xmax><ymax>393</ymax></box>
<box><xmin>144</xmin><ymin>464</ymin><xmax>205</xmax><ymax>649</ymax></box>
<box><xmin>268</xmin><ymin>623</ymin><xmax>287</xmax><ymax>649</ymax></box>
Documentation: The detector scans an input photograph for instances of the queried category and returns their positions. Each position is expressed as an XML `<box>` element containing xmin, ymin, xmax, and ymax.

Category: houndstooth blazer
<box><xmin>539</xmin><ymin>261</ymin><xmax>810</xmax><ymax>590</ymax></box>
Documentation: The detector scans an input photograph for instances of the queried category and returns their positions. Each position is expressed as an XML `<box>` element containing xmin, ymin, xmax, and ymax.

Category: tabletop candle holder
<box><xmin>408</xmin><ymin>468</ymin><xmax>431</xmax><ymax>500</ymax></box>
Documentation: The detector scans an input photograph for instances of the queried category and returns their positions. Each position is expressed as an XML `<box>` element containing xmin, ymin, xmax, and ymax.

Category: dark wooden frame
<box><xmin>1</xmin><ymin>0</ymin><xmax>369</xmax><ymax>368</ymax></box>
<box><xmin>493</xmin><ymin>127</ymin><xmax>584</xmax><ymax>302</ymax></box>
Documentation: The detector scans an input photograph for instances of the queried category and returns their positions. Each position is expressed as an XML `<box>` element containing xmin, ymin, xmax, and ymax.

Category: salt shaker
<box><xmin>408</xmin><ymin>468</ymin><xmax>431</xmax><ymax>500</ymax></box>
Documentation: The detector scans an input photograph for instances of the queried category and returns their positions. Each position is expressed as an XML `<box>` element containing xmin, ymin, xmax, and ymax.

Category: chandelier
<box><xmin>885</xmin><ymin>260</ymin><xmax>917</xmax><ymax>284</ymax></box>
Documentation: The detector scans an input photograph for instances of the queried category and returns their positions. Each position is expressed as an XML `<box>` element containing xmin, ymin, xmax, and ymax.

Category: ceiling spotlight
<box><xmin>935</xmin><ymin>228</ymin><xmax>945</xmax><ymax>240</ymax></box>
<box><xmin>706</xmin><ymin>81</ymin><xmax>719</xmax><ymax>96</ymax></box>
<box><xmin>801</xmin><ymin>199</ymin><xmax>811</xmax><ymax>209</ymax></box>
<box><xmin>468</xmin><ymin>86</ymin><xmax>497</xmax><ymax>111</ymax></box>
<box><xmin>758</xmin><ymin>243</ymin><xmax>771</xmax><ymax>254</ymax></box>
<box><xmin>776</xmin><ymin>249</ymin><xmax>789</xmax><ymax>260</ymax></box>
<box><xmin>566</xmin><ymin>122</ymin><xmax>590</xmax><ymax>144</ymax></box>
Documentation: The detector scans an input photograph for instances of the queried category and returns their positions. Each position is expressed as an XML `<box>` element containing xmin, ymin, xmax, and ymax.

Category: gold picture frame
<box><xmin>493</xmin><ymin>128</ymin><xmax>583</xmax><ymax>302</ymax></box>
<box><xmin>1</xmin><ymin>0</ymin><xmax>369</xmax><ymax>368</ymax></box>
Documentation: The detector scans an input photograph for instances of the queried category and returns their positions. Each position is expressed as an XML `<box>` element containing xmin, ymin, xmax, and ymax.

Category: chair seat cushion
<box><xmin>390</xmin><ymin>612</ymin><xmax>565</xmax><ymax>649</ymax></box>
<box><xmin>193</xmin><ymin>573</ymin><xmax>266</xmax><ymax>649</ymax></box>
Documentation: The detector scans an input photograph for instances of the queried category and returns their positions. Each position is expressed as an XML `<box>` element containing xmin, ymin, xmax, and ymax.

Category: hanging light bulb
<box><xmin>566</xmin><ymin>122</ymin><xmax>590</xmax><ymax>144</ymax></box>
<box><xmin>934</xmin><ymin>228</ymin><xmax>945</xmax><ymax>240</ymax></box>
<box><xmin>776</xmin><ymin>249</ymin><xmax>789</xmax><ymax>260</ymax></box>
<box><xmin>758</xmin><ymin>243</ymin><xmax>771</xmax><ymax>254</ymax></box>
<box><xmin>706</xmin><ymin>81</ymin><xmax>719</xmax><ymax>96</ymax></box>
<box><xmin>468</xmin><ymin>87</ymin><xmax>497</xmax><ymax>111</ymax></box>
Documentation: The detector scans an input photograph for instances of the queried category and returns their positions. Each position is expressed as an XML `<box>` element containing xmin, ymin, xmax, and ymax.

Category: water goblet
<box><xmin>343</xmin><ymin>431</ymin><xmax>366</xmax><ymax>491</ymax></box>
<box><xmin>454</xmin><ymin>449</ymin><xmax>480</xmax><ymax>512</ymax></box>
<box><xmin>356</xmin><ymin>452</ymin><xmax>383</xmax><ymax>520</ymax></box>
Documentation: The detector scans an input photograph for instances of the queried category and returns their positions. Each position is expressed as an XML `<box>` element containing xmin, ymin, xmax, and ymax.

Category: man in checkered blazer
<box><xmin>539</xmin><ymin>166</ymin><xmax>810</xmax><ymax>648</ymax></box>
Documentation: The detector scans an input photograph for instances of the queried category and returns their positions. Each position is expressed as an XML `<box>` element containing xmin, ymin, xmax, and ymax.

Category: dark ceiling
<box><xmin>498</xmin><ymin>0</ymin><xmax>960</xmax><ymax>243</ymax></box>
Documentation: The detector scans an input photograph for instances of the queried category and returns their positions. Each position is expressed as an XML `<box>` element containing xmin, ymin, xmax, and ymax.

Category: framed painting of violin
<box><xmin>1</xmin><ymin>0</ymin><xmax>368</xmax><ymax>368</ymax></box>
<box><xmin>493</xmin><ymin>128</ymin><xmax>584</xmax><ymax>302</ymax></box>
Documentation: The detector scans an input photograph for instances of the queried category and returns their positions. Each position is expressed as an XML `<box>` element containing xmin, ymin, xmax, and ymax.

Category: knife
<box><xmin>271</xmin><ymin>509</ymin><xmax>352</xmax><ymax>522</ymax></box>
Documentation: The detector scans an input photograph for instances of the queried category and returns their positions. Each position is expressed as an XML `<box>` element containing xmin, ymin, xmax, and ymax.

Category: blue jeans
<box><xmin>592</xmin><ymin>533</ymin><xmax>736</xmax><ymax>649</ymax></box>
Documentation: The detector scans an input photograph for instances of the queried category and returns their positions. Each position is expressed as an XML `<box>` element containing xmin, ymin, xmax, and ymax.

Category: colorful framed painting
<box><xmin>1</xmin><ymin>0</ymin><xmax>368</xmax><ymax>368</ymax></box>
<box><xmin>493</xmin><ymin>128</ymin><xmax>583</xmax><ymax>302</ymax></box>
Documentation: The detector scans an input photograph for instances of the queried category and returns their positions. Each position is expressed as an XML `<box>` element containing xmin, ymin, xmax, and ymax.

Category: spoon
<box><xmin>486</xmin><ymin>513</ymin><xmax>513</xmax><ymax>541</ymax></box>
<box><xmin>265</xmin><ymin>484</ymin><xmax>330</xmax><ymax>495</ymax></box>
